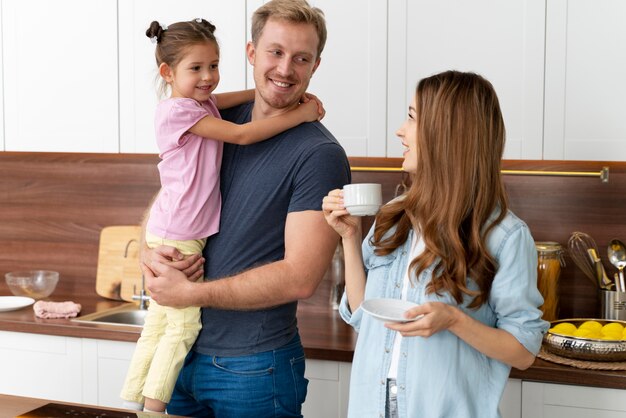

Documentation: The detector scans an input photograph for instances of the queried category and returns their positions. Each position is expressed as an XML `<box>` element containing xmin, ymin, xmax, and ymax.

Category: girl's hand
<box><xmin>141</xmin><ymin>244</ymin><xmax>205</xmax><ymax>282</ymax></box>
<box><xmin>301</xmin><ymin>92</ymin><xmax>326</xmax><ymax>120</ymax></box>
<box><xmin>385</xmin><ymin>302</ymin><xmax>461</xmax><ymax>337</ymax></box>
<box><xmin>299</xmin><ymin>100</ymin><xmax>321</xmax><ymax>123</ymax></box>
<box><xmin>322</xmin><ymin>189</ymin><xmax>361</xmax><ymax>239</ymax></box>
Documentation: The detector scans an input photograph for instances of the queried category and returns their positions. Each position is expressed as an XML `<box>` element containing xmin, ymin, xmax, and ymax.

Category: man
<box><xmin>141</xmin><ymin>0</ymin><xmax>350</xmax><ymax>416</ymax></box>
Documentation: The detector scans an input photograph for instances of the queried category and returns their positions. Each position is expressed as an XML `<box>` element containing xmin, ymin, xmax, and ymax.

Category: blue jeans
<box><xmin>167</xmin><ymin>335</ymin><xmax>308</xmax><ymax>418</ymax></box>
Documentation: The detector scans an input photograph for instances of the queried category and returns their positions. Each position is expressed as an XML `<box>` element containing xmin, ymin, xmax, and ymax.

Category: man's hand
<box><xmin>142</xmin><ymin>244</ymin><xmax>205</xmax><ymax>282</ymax></box>
<box><xmin>141</xmin><ymin>260</ymin><xmax>199</xmax><ymax>308</ymax></box>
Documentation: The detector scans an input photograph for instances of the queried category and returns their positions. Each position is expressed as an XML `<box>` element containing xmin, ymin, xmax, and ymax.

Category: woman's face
<box><xmin>396</xmin><ymin>95</ymin><xmax>418</xmax><ymax>174</ymax></box>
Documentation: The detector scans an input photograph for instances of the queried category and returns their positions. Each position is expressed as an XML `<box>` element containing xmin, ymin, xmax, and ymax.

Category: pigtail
<box><xmin>193</xmin><ymin>18</ymin><xmax>216</xmax><ymax>34</ymax></box>
<box><xmin>146</xmin><ymin>21</ymin><xmax>166</xmax><ymax>44</ymax></box>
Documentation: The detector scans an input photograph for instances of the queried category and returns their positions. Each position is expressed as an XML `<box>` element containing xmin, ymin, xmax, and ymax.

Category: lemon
<box><xmin>602</xmin><ymin>322</ymin><xmax>624</xmax><ymax>334</ymax></box>
<box><xmin>600</xmin><ymin>332</ymin><xmax>622</xmax><ymax>341</ymax></box>
<box><xmin>573</xmin><ymin>328</ymin><xmax>594</xmax><ymax>338</ymax></box>
<box><xmin>578</xmin><ymin>320</ymin><xmax>603</xmax><ymax>332</ymax></box>
<box><xmin>550</xmin><ymin>322</ymin><xmax>577</xmax><ymax>336</ymax></box>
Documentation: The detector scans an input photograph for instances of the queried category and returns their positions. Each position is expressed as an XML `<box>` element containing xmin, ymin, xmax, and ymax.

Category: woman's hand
<box><xmin>141</xmin><ymin>244</ymin><xmax>204</xmax><ymax>282</ymax></box>
<box><xmin>385</xmin><ymin>302</ymin><xmax>461</xmax><ymax>337</ymax></box>
<box><xmin>322</xmin><ymin>189</ymin><xmax>361</xmax><ymax>240</ymax></box>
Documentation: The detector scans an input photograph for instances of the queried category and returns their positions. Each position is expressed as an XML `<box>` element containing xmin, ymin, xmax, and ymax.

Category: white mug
<box><xmin>343</xmin><ymin>183</ymin><xmax>383</xmax><ymax>216</ymax></box>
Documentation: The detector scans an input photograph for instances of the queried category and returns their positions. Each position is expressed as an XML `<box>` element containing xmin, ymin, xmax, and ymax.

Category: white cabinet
<box><xmin>522</xmin><ymin>381</ymin><xmax>626</xmax><ymax>418</ymax></box>
<box><xmin>0</xmin><ymin>331</ymin><xmax>352</xmax><ymax>415</ymax></box>
<box><xmin>387</xmin><ymin>0</ymin><xmax>546</xmax><ymax>160</ymax></box>
<box><xmin>1</xmin><ymin>0</ymin><xmax>119</xmax><ymax>153</ymax></box>
<box><xmin>2</xmin><ymin>1</ymin><xmax>626</xmax><ymax>158</ymax></box>
<box><xmin>118</xmin><ymin>0</ymin><xmax>247</xmax><ymax>153</ymax></box>
<box><xmin>501</xmin><ymin>379</ymin><xmax>522</xmax><ymax>418</ymax></box>
<box><xmin>0</xmin><ymin>331</ymin><xmax>134</xmax><ymax>408</ymax></box>
<box><xmin>84</xmin><ymin>338</ymin><xmax>136</xmax><ymax>408</ymax></box>
<box><xmin>0</xmin><ymin>331</ymin><xmax>83</xmax><ymax>403</ymax></box>
<box><xmin>301</xmin><ymin>361</ymin><xmax>520</xmax><ymax>418</ymax></box>
<box><xmin>303</xmin><ymin>359</ymin><xmax>351</xmax><ymax>418</ymax></box>
<box><xmin>544</xmin><ymin>0</ymin><xmax>626</xmax><ymax>161</ymax></box>
<box><xmin>299</xmin><ymin>0</ymin><xmax>388</xmax><ymax>157</ymax></box>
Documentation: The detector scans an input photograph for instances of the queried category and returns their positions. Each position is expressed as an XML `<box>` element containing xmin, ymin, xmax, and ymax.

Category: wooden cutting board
<box><xmin>95</xmin><ymin>226</ymin><xmax>143</xmax><ymax>301</ymax></box>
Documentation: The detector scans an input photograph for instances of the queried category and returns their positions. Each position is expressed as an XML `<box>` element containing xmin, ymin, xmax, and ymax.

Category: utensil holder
<box><xmin>599</xmin><ymin>290</ymin><xmax>626</xmax><ymax>320</ymax></box>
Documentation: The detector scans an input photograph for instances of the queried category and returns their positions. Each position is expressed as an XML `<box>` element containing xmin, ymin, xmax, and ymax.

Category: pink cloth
<box><xmin>33</xmin><ymin>301</ymin><xmax>82</xmax><ymax>319</ymax></box>
<box><xmin>146</xmin><ymin>96</ymin><xmax>223</xmax><ymax>241</ymax></box>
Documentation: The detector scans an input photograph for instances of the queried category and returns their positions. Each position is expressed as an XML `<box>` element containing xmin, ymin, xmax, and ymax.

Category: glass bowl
<box><xmin>543</xmin><ymin>318</ymin><xmax>626</xmax><ymax>362</ymax></box>
<box><xmin>5</xmin><ymin>270</ymin><xmax>59</xmax><ymax>299</ymax></box>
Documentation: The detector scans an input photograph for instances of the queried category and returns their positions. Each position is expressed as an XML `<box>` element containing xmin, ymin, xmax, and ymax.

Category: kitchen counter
<box><xmin>0</xmin><ymin>393</ymin><xmax>179</xmax><ymax>418</ymax></box>
<box><xmin>1</xmin><ymin>282</ymin><xmax>626</xmax><ymax>391</ymax></box>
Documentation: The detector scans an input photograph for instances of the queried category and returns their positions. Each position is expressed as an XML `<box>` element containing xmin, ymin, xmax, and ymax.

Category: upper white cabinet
<box><xmin>1</xmin><ymin>0</ymin><xmax>625</xmax><ymax>159</ymax></box>
<box><xmin>544</xmin><ymin>0</ymin><xmax>626</xmax><ymax>161</ymax></box>
<box><xmin>387</xmin><ymin>0</ymin><xmax>546</xmax><ymax>160</ymax></box>
<box><xmin>118</xmin><ymin>0</ymin><xmax>247</xmax><ymax>153</ymax></box>
<box><xmin>2</xmin><ymin>0</ymin><xmax>119</xmax><ymax>152</ymax></box>
<box><xmin>299</xmin><ymin>0</ymin><xmax>388</xmax><ymax>157</ymax></box>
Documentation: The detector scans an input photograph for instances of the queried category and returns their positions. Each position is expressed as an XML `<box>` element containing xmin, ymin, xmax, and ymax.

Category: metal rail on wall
<box><xmin>349</xmin><ymin>166</ymin><xmax>610</xmax><ymax>183</ymax></box>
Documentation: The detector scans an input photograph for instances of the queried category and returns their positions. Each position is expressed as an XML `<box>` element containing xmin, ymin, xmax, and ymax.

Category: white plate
<box><xmin>0</xmin><ymin>296</ymin><xmax>35</xmax><ymax>312</ymax></box>
<box><xmin>360</xmin><ymin>298</ymin><xmax>423</xmax><ymax>323</ymax></box>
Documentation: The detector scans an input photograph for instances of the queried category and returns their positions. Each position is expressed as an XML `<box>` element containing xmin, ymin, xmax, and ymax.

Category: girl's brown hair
<box><xmin>146</xmin><ymin>19</ymin><xmax>218</xmax><ymax>97</ymax></box>
<box><xmin>372</xmin><ymin>71</ymin><xmax>508</xmax><ymax>309</ymax></box>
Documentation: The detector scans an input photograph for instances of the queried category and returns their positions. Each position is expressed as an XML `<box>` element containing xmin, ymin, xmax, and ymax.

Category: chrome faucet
<box><xmin>132</xmin><ymin>274</ymin><xmax>151</xmax><ymax>310</ymax></box>
<box><xmin>125</xmin><ymin>238</ymin><xmax>151</xmax><ymax>310</ymax></box>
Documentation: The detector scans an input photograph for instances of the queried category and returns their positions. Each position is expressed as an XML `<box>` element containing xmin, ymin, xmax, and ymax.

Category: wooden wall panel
<box><xmin>349</xmin><ymin>157</ymin><xmax>626</xmax><ymax>319</ymax></box>
<box><xmin>0</xmin><ymin>152</ymin><xmax>624</xmax><ymax>321</ymax></box>
<box><xmin>0</xmin><ymin>152</ymin><xmax>160</xmax><ymax>298</ymax></box>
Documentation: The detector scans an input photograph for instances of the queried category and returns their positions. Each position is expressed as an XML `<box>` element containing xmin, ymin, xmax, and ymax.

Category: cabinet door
<box><xmin>0</xmin><ymin>331</ymin><xmax>83</xmax><ymax>403</ymax></box>
<box><xmin>119</xmin><ymin>0</ymin><xmax>247</xmax><ymax>153</ymax></box>
<box><xmin>500</xmin><ymin>378</ymin><xmax>522</xmax><ymax>418</ymax></box>
<box><xmin>387</xmin><ymin>0</ymin><xmax>546</xmax><ymax>160</ymax></box>
<box><xmin>522</xmin><ymin>381</ymin><xmax>626</xmax><ymax>418</ymax></box>
<box><xmin>246</xmin><ymin>0</ymin><xmax>388</xmax><ymax>157</ymax></box>
<box><xmin>2</xmin><ymin>0</ymin><xmax>118</xmax><ymax>152</ymax></box>
<box><xmin>0</xmin><ymin>3</ymin><xmax>4</xmax><ymax>151</ymax></box>
<box><xmin>92</xmin><ymin>339</ymin><xmax>136</xmax><ymax>408</ymax></box>
<box><xmin>544</xmin><ymin>0</ymin><xmax>626</xmax><ymax>161</ymax></box>
<box><xmin>302</xmin><ymin>359</ymin><xmax>351</xmax><ymax>418</ymax></box>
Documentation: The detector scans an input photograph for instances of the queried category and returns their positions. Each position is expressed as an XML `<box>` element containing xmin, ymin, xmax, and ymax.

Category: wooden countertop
<box><xmin>0</xmin><ymin>393</ymin><xmax>180</xmax><ymax>418</ymax></box>
<box><xmin>1</xmin><ymin>281</ymin><xmax>626</xmax><ymax>390</ymax></box>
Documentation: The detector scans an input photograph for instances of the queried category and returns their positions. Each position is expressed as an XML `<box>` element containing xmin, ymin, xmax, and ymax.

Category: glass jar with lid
<box><xmin>535</xmin><ymin>241</ymin><xmax>565</xmax><ymax>321</ymax></box>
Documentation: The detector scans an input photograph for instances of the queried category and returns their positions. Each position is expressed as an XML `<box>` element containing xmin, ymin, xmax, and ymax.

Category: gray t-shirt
<box><xmin>194</xmin><ymin>102</ymin><xmax>351</xmax><ymax>356</ymax></box>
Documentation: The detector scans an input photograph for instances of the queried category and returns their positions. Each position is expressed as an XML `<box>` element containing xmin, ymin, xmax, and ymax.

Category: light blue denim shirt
<box><xmin>339</xmin><ymin>210</ymin><xmax>549</xmax><ymax>418</ymax></box>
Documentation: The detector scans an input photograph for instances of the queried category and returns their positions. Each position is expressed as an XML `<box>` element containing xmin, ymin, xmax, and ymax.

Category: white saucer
<box><xmin>360</xmin><ymin>298</ymin><xmax>423</xmax><ymax>323</ymax></box>
<box><xmin>0</xmin><ymin>296</ymin><xmax>35</xmax><ymax>312</ymax></box>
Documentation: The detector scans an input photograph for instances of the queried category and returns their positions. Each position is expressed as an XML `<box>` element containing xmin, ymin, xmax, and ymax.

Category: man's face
<box><xmin>247</xmin><ymin>18</ymin><xmax>321</xmax><ymax>113</ymax></box>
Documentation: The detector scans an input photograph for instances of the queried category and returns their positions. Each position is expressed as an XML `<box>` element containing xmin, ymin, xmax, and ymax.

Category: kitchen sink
<box><xmin>72</xmin><ymin>303</ymin><xmax>148</xmax><ymax>327</ymax></box>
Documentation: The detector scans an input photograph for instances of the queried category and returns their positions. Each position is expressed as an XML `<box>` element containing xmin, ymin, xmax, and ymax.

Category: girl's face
<box><xmin>162</xmin><ymin>42</ymin><xmax>220</xmax><ymax>101</ymax></box>
<box><xmin>396</xmin><ymin>95</ymin><xmax>418</xmax><ymax>174</ymax></box>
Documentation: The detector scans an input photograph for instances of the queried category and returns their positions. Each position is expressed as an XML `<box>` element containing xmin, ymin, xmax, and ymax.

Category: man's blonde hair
<box><xmin>251</xmin><ymin>0</ymin><xmax>327</xmax><ymax>59</ymax></box>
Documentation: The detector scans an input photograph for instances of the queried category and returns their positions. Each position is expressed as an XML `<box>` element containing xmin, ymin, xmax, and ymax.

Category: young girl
<box><xmin>120</xmin><ymin>18</ymin><xmax>322</xmax><ymax>413</ymax></box>
<box><xmin>322</xmin><ymin>71</ymin><xmax>548</xmax><ymax>418</ymax></box>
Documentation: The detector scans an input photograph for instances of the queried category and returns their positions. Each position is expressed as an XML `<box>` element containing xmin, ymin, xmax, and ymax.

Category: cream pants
<box><xmin>120</xmin><ymin>232</ymin><xmax>204</xmax><ymax>404</ymax></box>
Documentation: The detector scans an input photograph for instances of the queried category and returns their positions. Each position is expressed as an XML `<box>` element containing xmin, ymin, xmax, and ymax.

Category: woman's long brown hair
<box><xmin>372</xmin><ymin>71</ymin><xmax>508</xmax><ymax>309</ymax></box>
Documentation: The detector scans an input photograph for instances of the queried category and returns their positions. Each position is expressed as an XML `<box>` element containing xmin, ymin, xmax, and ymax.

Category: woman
<box><xmin>322</xmin><ymin>70</ymin><xmax>548</xmax><ymax>418</ymax></box>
